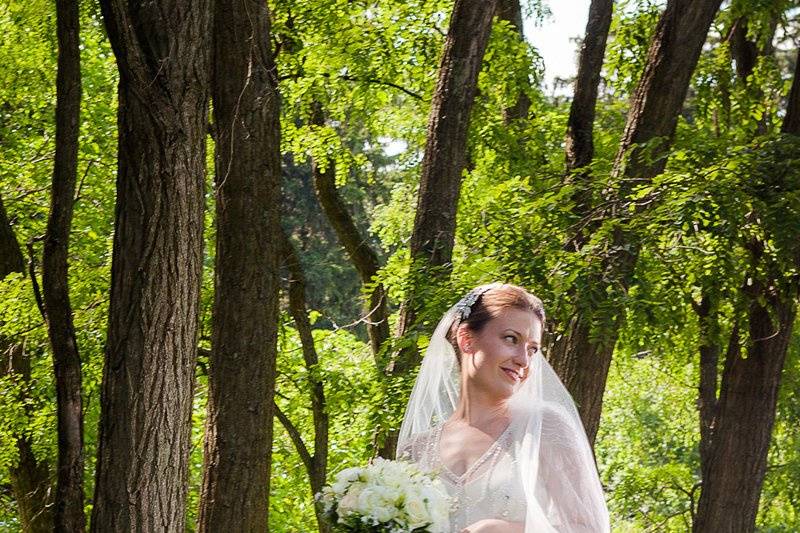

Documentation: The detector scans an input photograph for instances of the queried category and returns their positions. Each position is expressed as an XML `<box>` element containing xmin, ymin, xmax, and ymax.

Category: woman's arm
<box><xmin>461</xmin><ymin>518</ymin><xmax>525</xmax><ymax>532</ymax></box>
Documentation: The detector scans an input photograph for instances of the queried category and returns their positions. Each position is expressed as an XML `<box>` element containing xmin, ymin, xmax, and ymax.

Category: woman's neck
<box><xmin>449</xmin><ymin>384</ymin><xmax>510</xmax><ymax>429</ymax></box>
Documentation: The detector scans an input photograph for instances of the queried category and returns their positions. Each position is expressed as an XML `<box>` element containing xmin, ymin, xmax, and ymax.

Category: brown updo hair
<box><xmin>445</xmin><ymin>283</ymin><xmax>545</xmax><ymax>364</ymax></box>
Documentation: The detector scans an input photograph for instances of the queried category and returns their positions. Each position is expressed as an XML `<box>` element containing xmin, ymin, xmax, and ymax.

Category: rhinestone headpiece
<box><xmin>454</xmin><ymin>285</ymin><xmax>494</xmax><ymax>324</ymax></box>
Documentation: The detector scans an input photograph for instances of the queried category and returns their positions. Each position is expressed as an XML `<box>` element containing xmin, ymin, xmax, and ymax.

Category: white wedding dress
<box><xmin>397</xmin><ymin>420</ymin><xmax>527</xmax><ymax>531</ymax></box>
<box><xmin>398</xmin><ymin>411</ymin><xmax>603</xmax><ymax>532</ymax></box>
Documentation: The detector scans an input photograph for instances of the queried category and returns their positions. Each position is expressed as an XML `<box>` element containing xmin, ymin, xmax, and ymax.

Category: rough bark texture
<box><xmin>378</xmin><ymin>0</ymin><xmax>498</xmax><ymax>459</ymax></box>
<box><xmin>693</xmin><ymin>292</ymin><xmax>724</xmax><ymax>476</ymax></box>
<box><xmin>563</xmin><ymin>0</ymin><xmax>613</xmax><ymax>252</ymax></box>
<box><xmin>309</xmin><ymin>103</ymin><xmax>390</xmax><ymax>365</ymax></box>
<box><xmin>693</xmin><ymin>279</ymin><xmax>796</xmax><ymax>532</ymax></box>
<box><xmin>42</xmin><ymin>0</ymin><xmax>85</xmax><ymax>528</ymax></box>
<box><xmin>388</xmin><ymin>0</ymin><xmax>499</xmax><ymax>378</ymax></box>
<box><xmin>549</xmin><ymin>0</ymin><xmax>723</xmax><ymax>443</ymax></box>
<box><xmin>693</xmin><ymin>48</ymin><xmax>800</xmax><ymax>533</ymax></box>
<box><xmin>496</xmin><ymin>0</ymin><xmax>531</xmax><ymax>122</ymax></box>
<box><xmin>1</xmin><ymin>197</ymin><xmax>54</xmax><ymax>532</ymax></box>
<box><xmin>565</xmin><ymin>0</ymin><xmax>613</xmax><ymax>174</ymax></box>
<box><xmin>90</xmin><ymin>0</ymin><xmax>211</xmax><ymax>529</ymax></box>
<box><xmin>198</xmin><ymin>0</ymin><xmax>282</xmax><ymax>529</ymax></box>
<box><xmin>279</xmin><ymin>230</ymin><xmax>331</xmax><ymax>533</ymax></box>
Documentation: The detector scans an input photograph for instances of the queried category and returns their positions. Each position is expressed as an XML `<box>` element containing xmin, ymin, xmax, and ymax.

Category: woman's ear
<box><xmin>456</xmin><ymin>325</ymin><xmax>473</xmax><ymax>354</ymax></box>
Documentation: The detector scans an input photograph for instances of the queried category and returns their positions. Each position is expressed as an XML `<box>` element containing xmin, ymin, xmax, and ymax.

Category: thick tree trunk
<box><xmin>90</xmin><ymin>0</ymin><xmax>211</xmax><ymax>529</ymax></box>
<box><xmin>1</xmin><ymin>197</ymin><xmax>54</xmax><ymax>532</ymax></box>
<box><xmin>549</xmin><ymin>0</ymin><xmax>723</xmax><ymax>444</ymax></box>
<box><xmin>693</xmin><ymin>47</ymin><xmax>800</xmax><ymax>533</ymax></box>
<box><xmin>309</xmin><ymin>103</ymin><xmax>390</xmax><ymax>365</ymax></box>
<box><xmin>42</xmin><ymin>0</ymin><xmax>85</xmax><ymax>528</ymax></box>
<box><xmin>388</xmin><ymin>0</ymin><xmax>499</xmax><ymax>378</ymax></box>
<box><xmin>198</xmin><ymin>0</ymin><xmax>282</xmax><ymax>529</ymax></box>
<box><xmin>693</xmin><ymin>281</ymin><xmax>796</xmax><ymax>532</ymax></box>
<box><xmin>496</xmin><ymin>0</ymin><xmax>531</xmax><ymax>122</ymax></box>
<box><xmin>279</xmin><ymin>230</ymin><xmax>331</xmax><ymax>533</ymax></box>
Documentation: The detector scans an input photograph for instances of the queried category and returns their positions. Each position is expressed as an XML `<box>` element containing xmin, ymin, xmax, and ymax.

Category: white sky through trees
<box><xmin>526</xmin><ymin>0</ymin><xmax>592</xmax><ymax>92</ymax></box>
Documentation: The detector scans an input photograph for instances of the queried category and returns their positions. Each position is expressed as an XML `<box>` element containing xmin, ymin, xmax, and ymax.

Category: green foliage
<box><xmin>1</xmin><ymin>0</ymin><xmax>799</xmax><ymax>531</ymax></box>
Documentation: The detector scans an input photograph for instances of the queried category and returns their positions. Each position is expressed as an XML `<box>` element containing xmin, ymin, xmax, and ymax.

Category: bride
<box><xmin>396</xmin><ymin>283</ymin><xmax>610</xmax><ymax>532</ymax></box>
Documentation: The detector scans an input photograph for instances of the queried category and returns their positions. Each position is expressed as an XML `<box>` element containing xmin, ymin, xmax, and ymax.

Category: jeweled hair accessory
<box><xmin>454</xmin><ymin>285</ymin><xmax>494</xmax><ymax>323</ymax></box>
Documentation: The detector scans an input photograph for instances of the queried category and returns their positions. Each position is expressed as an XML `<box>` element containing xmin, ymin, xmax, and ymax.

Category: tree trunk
<box><xmin>42</xmin><ymin>0</ymin><xmax>85</xmax><ymax>528</ymax></box>
<box><xmin>279</xmin><ymin>229</ymin><xmax>331</xmax><ymax>533</ymax></box>
<box><xmin>90</xmin><ymin>0</ymin><xmax>211</xmax><ymax>529</ymax></box>
<box><xmin>1</xmin><ymin>197</ymin><xmax>54</xmax><ymax>532</ymax></box>
<box><xmin>496</xmin><ymin>0</ymin><xmax>531</xmax><ymax>122</ymax></box>
<box><xmin>565</xmin><ymin>0</ymin><xmax>613</xmax><ymax>174</ymax></box>
<box><xmin>693</xmin><ymin>47</ymin><xmax>800</xmax><ymax>533</ymax></box>
<box><xmin>309</xmin><ymin>103</ymin><xmax>390</xmax><ymax>366</ymax></box>
<box><xmin>563</xmin><ymin>0</ymin><xmax>613</xmax><ymax>251</ymax></box>
<box><xmin>378</xmin><ymin>0</ymin><xmax>499</xmax><ymax>459</ymax></box>
<box><xmin>198</xmin><ymin>0</ymin><xmax>282</xmax><ymax>529</ymax></box>
<box><xmin>693</xmin><ymin>280</ymin><xmax>796</xmax><ymax>532</ymax></box>
<box><xmin>549</xmin><ymin>0</ymin><xmax>723</xmax><ymax>444</ymax></box>
<box><xmin>388</xmin><ymin>0</ymin><xmax>499</xmax><ymax>378</ymax></box>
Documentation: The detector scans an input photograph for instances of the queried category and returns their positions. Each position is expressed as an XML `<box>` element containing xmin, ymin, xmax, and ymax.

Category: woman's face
<box><xmin>459</xmin><ymin>307</ymin><xmax>543</xmax><ymax>399</ymax></box>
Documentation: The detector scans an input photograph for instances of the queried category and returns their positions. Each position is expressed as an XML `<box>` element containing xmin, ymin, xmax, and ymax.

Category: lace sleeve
<box><xmin>536</xmin><ymin>405</ymin><xmax>609</xmax><ymax>533</ymax></box>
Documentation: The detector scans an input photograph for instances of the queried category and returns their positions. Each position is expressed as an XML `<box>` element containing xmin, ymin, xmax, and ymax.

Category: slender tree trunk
<box><xmin>1</xmin><ymin>197</ymin><xmax>54</xmax><ymax>532</ymax></box>
<box><xmin>693</xmin><ymin>47</ymin><xmax>800</xmax><ymax>533</ymax></box>
<box><xmin>497</xmin><ymin>0</ymin><xmax>531</xmax><ymax>122</ymax></box>
<box><xmin>549</xmin><ymin>0</ymin><xmax>724</xmax><ymax>443</ymax></box>
<box><xmin>309</xmin><ymin>103</ymin><xmax>390</xmax><ymax>366</ymax></box>
<box><xmin>563</xmin><ymin>0</ymin><xmax>613</xmax><ymax>250</ymax></box>
<box><xmin>198</xmin><ymin>0</ymin><xmax>282</xmax><ymax>529</ymax></box>
<box><xmin>278</xmin><ymin>229</ymin><xmax>331</xmax><ymax>533</ymax></box>
<box><xmin>42</xmin><ymin>0</ymin><xmax>85</xmax><ymax>528</ymax></box>
<box><xmin>378</xmin><ymin>0</ymin><xmax>499</xmax><ymax>459</ymax></box>
<box><xmin>565</xmin><ymin>0</ymin><xmax>613</xmax><ymax>174</ymax></box>
<box><xmin>388</xmin><ymin>0</ymin><xmax>499</xmax><ymax>378</ymax></box>
<box><xmin>90</xmin><ymin>0</ymin><xmax>211</xmax><ymax>529</ymax></box>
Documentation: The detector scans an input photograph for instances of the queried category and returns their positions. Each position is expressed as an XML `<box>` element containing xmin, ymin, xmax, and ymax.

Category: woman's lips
<box><xmin>502</xmin><ymin>368</ymin><xmax>520</xmax><ymax>382</ymax></box>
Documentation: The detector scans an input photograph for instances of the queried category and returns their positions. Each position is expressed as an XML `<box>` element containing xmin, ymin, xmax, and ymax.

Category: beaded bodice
<box><xmin>397</xmin><ymin>422</ymin><xmax>527</xmax><ymax>531</ymax></box>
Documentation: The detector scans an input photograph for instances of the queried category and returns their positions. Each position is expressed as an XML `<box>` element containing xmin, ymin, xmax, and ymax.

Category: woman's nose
<box><xmin>513</xmin><ymin>347</ymin><xmax>529</xmax><ymax>367</ymax></box>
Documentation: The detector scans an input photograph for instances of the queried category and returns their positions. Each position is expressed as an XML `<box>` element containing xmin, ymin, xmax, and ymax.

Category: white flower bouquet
<box><xmin>315</xmin><ymin>457</ymin><xmax>452</xmax><ymax>532</ymax></box>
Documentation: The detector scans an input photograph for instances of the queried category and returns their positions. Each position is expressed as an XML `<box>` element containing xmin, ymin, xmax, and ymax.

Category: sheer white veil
<box><xmin>396</xmin><ymin>284</ymin><xmax>610</xmax><ymax>533</ymax></box>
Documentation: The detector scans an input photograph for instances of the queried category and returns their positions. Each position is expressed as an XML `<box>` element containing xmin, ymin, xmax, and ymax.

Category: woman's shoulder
<box><xmin>395</xmin><ymin>423</ymin><xmax>442</xmax><ymax>462</ymax></box>
<box><xmin>512</xmin><ymin>401</ymin><xmax>585</xmax><ymax>435</ymax></box>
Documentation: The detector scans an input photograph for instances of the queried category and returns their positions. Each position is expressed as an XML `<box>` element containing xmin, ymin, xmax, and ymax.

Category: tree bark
<box><xmin>309</xmin><ymin>103</ymin><xmax>390</xmax><ymax>366</ymax></box>
<box><xmin>565</xmin><ymin>0</ymin><xmax>613</xmax><ymax>175</ymax></box>
<box><xmin>378</xmin><ymin>0</ymin><xmax>499</xmax><ymax>459</ymax></box>
<box><xmin>388</xmin><ymin>0</ymin><xmax>499</xmax><ymax>378</ymax></box>
<box><xmin>90</xmin><ymin>0</ymin><xmax>211</xmax><ymax>529</ymax></box>
<box><xmin>549</xmin><ymin>0</ymin><xmax>724</xmax><ymax>444</ymax></box>
<box><xmin>278</xmin><ymin>229</ymin><xmax>331</xmax><ymax>533</ymax></box>
<box><xmin>42</xmin><ymin>0</ymin><xmax>85</xmax><ymax>528</ymax></box>
<box><xmin>693</xmin><ymin>277</ymin><xmax>796</xmax><ymax>531</ymax></box>
<box><xmin>198</xmin><ymin>0</ymin><xmax>282</xmax><ymax>529</ymax></box>
<box><xmin>1</xmin><ymin>197</ymin><xmax>54</xmax><ymax>532</ymax></box>
<box><xmin>563</xmin><ymin>0</ymin><xmax>613</xmax><ymax>252</ymax></box>
<box><xmin>693</xmin><ymin>47</ymin><xmax>800</xmax><ymax>533</ymax></box>
<box><xmin>496</xmin><ymin>0</ymin><xmax>531</xmax><ymax>122</ymax></box>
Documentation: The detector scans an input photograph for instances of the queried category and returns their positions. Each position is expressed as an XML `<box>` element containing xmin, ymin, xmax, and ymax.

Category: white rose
<box><xmin>356</xmin><ymin>487</ymin><xmax>386</xmax><ymax>515</ymax></box>
<box><xmin>332</xmin><ymin>467</ymin><xmax>362</xmax><ymax>494</ymax></box>
<box><xmin>404</xmin><ymin>495</ymin><xmax>430</xmax><ymax>529</ymax></box>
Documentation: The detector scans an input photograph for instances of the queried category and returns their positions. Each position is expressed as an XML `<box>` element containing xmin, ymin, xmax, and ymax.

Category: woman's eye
<box><xmin>505</xmin><ymin>335</ymin><xmax>517</xmax><ymax>343</ymax></box>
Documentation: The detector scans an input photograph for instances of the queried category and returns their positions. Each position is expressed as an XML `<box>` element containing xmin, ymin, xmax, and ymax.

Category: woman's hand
<box><xmin>460</xmin><ymin>518</ymin><xmax>525</xmax><ymax>532</ymax></box>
